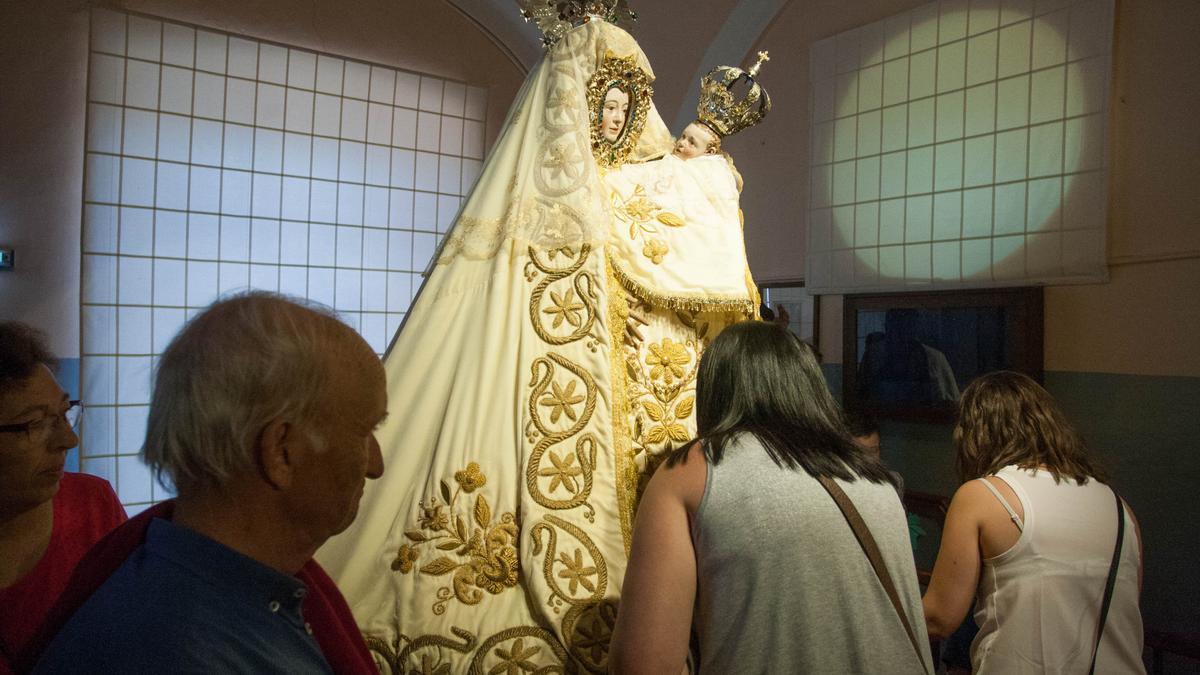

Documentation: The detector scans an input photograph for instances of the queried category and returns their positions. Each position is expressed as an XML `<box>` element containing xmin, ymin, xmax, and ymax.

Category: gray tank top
<box><xmin>691</xmin><ymin>434</ymin><xmax>931</xmax><ymax>673</ymax></box>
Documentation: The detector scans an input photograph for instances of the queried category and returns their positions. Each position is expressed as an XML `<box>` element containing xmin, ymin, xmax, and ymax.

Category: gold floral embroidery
<box><xmin>540</xmin><ymin>380</ymin><xmax>586</xmax><ymax>423</ymax></box>
<box><xmin>488</xmin><ymin>638</ymin><xmax>542</xmax><ymax>675</ymax></box>
<box><xmin>455</xmin><ymin>462</ymin><xmax>487</xmax><ymax>493</ymax></box>
<box><xmin>609</xmin><ymin>185</ymin><xmax>687</xmax><ymax>265</ymax></box>
<box><xmin>531</xmin><ymin>516</ymin><xmax>614</xmax><ymax>672</ymax></box>
<box><xmin>610</xmin><ymin>283</ymin><xmax>729</xmax><ymax>517</ymax></box>
<box><xmin>525</xmin><ymin>353</ymin><xmax>599</xmax><ymax>517</ymax></box>
<box><xmin>543</xmin><ymin>142</ymin><xmax>585</xmax><ymax>182</ymax></box>
<box><xmin>606</xmin><ymin>262</ymin><xmax>639</xmax><ymax>556</ymax></box>
<box><xmin>368</xmin><ymin>626</ymin><xmax>571</xmax><ymax>675</ymax></box>
<box><xmin>543</xmin><ymin>288</ymin><xmax>586</xmax><ymax>328</ymax></box>
<box><xmin>645</xmin><ymin>338</ymin><xmax>689</xmax><ymax>385</ymax></box>
<box><xmin>557</xmin><ymin>548</ymin><xmax>598</xmax><ymax>595</ymax></box>
<box><xmin>641</xmin><ymin>239</ymin><xmax>668</xmax><ymax>264</ymax></box>
<box><xmin>569</xmin><ymin>600</ymin><xmax>618</xmax><ymax>672</ymax></box>
<box><xmin>551</xmin><ymin>86</ymin><xmax>578</xmax><ymax>113</ymax></box>
<box><xmin>522</xmin><ymin>244</ymin><xmax>618</xmax><ymax>671</ymax></box>
<box><xmin>412</xmin><ymin>653</ymin><xmax>451</xmax><ymax>675</ymax></box>
<box><xmin>607</xmin><ymin>251</ymin><xmax>761</xmax><ymax>315</ymax></box>
<box><xmin>472</xmin><ymin>627</ymin><xmax>572</xmax><ymax>674</ymax></box>
<box><xmin>621</xmin><ymin>195</ymin><xmax>656</xmax><ymax>222</ymax></box>
<box><xmin>367</xmin><ymin>626</ymin><xmax>473</xmax><ymax>675</ymax></box>
<box><xmin>642</xmin><ymin>397</ymin><xmax>692</xmax><ymax>445</ymax></box>
<box><xmin>392</xmin><ymin>465</ymin><xmax>519</xmax><ymax>615</ymax></box>
<box><xmin>532</xmin><ymin>515</ymin><xmax>607</xmax><ymax>607</ymax></box>
<box><xmin>394</xmin><ymin>544</ymin><xmax>419</xmax><ymax>574</ymax></box>
<box><xmin>540</xmin><ymin>450</ymin><xmax>584</xmax><ymax>493</ymax></box>
<box><xmin>526</xmin><ymin>245</ymin><xmax>599</xmax><ymax>345</ymax></box>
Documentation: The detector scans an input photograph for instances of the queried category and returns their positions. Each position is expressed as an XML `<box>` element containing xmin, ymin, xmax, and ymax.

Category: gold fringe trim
<box><xmin>605</xmin><ymin>258</ymin><xmax>638</xmax><ymax>556</ymax></box>
<box><xmin>606</xmin><ymin>253</ymin><xmax>759</xmax><ymax>317</ymax></box>
<box><xmin>746</xmin><ymin>266</ymin><xmax>763</xmax><ymax>314</ymax></box>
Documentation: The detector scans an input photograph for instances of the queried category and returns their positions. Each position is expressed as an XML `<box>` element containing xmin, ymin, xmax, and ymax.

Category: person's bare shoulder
<box><xmin>650</xmin><ymin>441</ymin><xmax>709</xmax><ymax>515</ymax></box>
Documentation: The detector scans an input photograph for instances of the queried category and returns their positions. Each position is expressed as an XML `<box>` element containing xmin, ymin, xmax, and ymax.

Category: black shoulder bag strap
<box><xmin>1088</xmin><ymin>489</ymin><xmax>1126</xmax><ymax>675</ymax></box>
<box><xmin>817</xmin><ymin>476</ymin><xmax>929</xmax><ymax>674</ymax></box>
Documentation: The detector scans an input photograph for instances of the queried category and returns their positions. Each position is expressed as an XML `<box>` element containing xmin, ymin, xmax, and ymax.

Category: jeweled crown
<box><xmin>518</xmin><ymin>0</ymin><xmax>637</xmax><ymax>47</ymax></box>
<box><xmin>695</xmin><ymin>51</ymin><xmax>772</xmax><ymax>138</ymax></box>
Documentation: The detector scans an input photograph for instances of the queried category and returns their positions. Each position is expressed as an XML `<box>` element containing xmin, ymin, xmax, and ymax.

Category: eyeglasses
<box><xmin>0</xmin><ymin>400</ymin><xmax>83</xmax><ymax>441</ymax></box>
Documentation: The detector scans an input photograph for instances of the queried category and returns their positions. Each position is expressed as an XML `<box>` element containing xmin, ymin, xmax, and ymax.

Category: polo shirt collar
<box><xmin>144</xmin><ymin>518</ymin><xmax>310</xmax><ymax>624</ymax></box>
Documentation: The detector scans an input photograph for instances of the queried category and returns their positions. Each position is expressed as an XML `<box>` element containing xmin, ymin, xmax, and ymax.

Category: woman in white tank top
<box><xmin>922</xmin><ymin>371</ymin><xmax>1145</xmax><ymax>674</ymax></box>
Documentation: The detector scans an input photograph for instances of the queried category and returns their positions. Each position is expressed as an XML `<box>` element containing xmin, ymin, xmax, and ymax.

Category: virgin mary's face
<box><xmin>600</xmin><ymin>87</ymin><xmax>630</xmax><ymax>143</ymax></box>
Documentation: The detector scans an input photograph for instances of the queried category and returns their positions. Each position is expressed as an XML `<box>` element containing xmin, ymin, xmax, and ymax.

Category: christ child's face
<box><xmin>673</xmin><ymin>122</ymin><xmax>719</xmax><ymax>159</ymax></box>
<box><xmin>601</xmin><ymin>87</ymin><xmax>631</xmax><ymax>142</ymax></box>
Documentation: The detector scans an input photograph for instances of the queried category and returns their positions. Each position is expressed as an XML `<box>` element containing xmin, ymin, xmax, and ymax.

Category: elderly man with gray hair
<box><xmin>29</xmin><ymin>292</ymin><xmax>385</xmax><ymax>674</ymax></box>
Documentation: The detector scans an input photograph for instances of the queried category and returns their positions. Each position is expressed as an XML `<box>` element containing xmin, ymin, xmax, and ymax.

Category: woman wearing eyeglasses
<box><xmin>0</xmin><ymin>322</ymin><xmax>126</xmax><ymax>673</ymax></box>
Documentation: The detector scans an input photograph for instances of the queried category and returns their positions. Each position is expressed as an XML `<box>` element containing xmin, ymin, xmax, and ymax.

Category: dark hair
<box><xmin>844</xmin><ymin>408</ymin><xmax>879</xmax><ymax>439</ymax></box>
<box><xmin>675</xmin><ymin>321</ymin><xmax>894</xmax><ymax>485</ymax></box>
<box><xmin>0</xmin><ymin>321</ymin><xmax>57</xmax><ymax>398</ymax></box>
<box><xmin>955</xmin><ymin>371</ymin><xmax>1104</xmax><ymax>484</ymax></box>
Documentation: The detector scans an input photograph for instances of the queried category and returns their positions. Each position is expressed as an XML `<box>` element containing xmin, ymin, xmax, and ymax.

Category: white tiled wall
<box><xmin>806</xmin><ymin>0</ymin><xmax>1112</xmax><ymax>292</ymax></box>
<box><xmin>80</xmin><ymin>10</ymin><xmax>488</xmax><ymax>511</ymax></box>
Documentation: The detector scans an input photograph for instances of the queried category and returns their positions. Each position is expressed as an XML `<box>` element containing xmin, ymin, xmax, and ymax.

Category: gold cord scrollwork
<box><xmin>526</xmin><ymin>354</ymin><xmax>598</xmax><ymax>520</ymax></box>
<box><xmin>469</xmin><ymin>627</ymin><xmax>575</xmax><ymax>675</ymax></box>
<box><xmin>526</xmin><ymin>245</ymin><xmax>599</xmax><ymax>345</ymax></box>
<box><xmin>531</xmin><ymin>515</ymin><xmax>609</xmax><ymax>611</ymax></box>
<box><xmin>370</xmin><ymin>625</ymin><xmax>575</xmax><ymax>675</ymax></box>
<box><xmin>368</xmin><ymin>626</ymin><xmax>474</xmax><ymax>675</ymax></box>
<box><xmin>530</xmin><ymin>516</ymin><xmax>615</xmax><ymax>674</ymax></box>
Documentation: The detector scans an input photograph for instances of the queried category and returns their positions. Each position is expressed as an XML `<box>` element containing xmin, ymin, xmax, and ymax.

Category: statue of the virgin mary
<box><xmin>317</xmin><ymin>3</ymin><xmax>769</xmax><ymax>672</ymax></box>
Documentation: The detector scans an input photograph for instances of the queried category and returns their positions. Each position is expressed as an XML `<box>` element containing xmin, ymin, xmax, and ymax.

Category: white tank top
<box><xmin>972</xmin><ymin>466</ymin><xmax>1145</xmax><ymax>674</ymax></box>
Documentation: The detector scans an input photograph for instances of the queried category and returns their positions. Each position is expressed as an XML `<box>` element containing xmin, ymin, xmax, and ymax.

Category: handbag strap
<box><xmin>817</xmin><ymin>476</ymin><xmax>928</xmax><ymax>674</ymax></box>
<box><xmin>1088</xmin><ymin>489</ymin><xmax>1126</xmax><ymax>675</ymax></box>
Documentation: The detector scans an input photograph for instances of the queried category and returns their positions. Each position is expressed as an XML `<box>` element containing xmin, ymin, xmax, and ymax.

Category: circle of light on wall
<box><xmin>807</xmin><ymin>0</ymin><xmax>1112</xmax><ymax>290</ymax></box>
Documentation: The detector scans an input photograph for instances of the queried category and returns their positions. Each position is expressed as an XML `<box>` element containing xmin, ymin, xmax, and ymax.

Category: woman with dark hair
<box><xmin>609</xmin><ymin>321</ymin><xmax>930</xmax><ymax>674</ymax></box>
<box><xmin>0</xmin><ymin>322</ymin><xmax>126</xmax><ymax>672</ymax></box>
<box><xmin>922</xmin><ymin>371</ymin><xmax>1145</xmax><ymax>674</ymax></box>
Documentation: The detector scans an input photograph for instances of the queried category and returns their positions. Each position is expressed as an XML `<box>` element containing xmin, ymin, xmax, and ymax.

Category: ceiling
<box><xmin>443</xmin><ymin>0</ymin><xmax>792</xmax><ymax>126</ymax></box>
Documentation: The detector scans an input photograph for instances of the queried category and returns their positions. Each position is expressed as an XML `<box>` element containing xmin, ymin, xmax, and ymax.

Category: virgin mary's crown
<box><xmin>518</xmin><ymin>0</ymin><xmax>637</xmax><ymax>46</ymax></box>
<box><xmin>695</xmin><ymin>51</ymin><xmax>773</xmax><ymax>138</ymax></box>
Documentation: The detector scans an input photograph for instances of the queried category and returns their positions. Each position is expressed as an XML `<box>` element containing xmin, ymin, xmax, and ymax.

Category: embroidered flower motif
<box><xmin>642</xmin><ymin>238</ymin><xmax>668</xmax><ymax>264</ymax></box>
<box><xmin>622</xmin><ymin>196</ymin><xmax>656</xmax><ymax>222</ymax></box>
<box><xmin>455</xmin><ymin>462</ymin><xmax>487</xmax><ymax>493</ymax></box>
<box><xmin>538</xmin><ymin>450</ymin><xmax>584</xmax><ymax>494</ymax></box>
<box><xmin>573</xmin><ymin>607</ymin><xmax>616</xmax><ymax>666</ymax></box>
<box><xmin>391</xmin><ymin>544</ymin><xmax>419</xmax><ymax>573</ymax></box>
<box><xmin>410</xmin><ymin>653</ymin><xmax>451</xmax><ymax>675</ymax></box>
<box><xmin>542</xmin><ymin>143</ymin><xmax>582</xmax><ymax>181</ymax></box>
<box><xmin>542</xmin><ymin>288</ymin><xmax>585</xmax><ymax>328</ymax></box>
<box><xmin>646</xmin><ymin>338</ymin><xmax>690</xmax><ymax>385</ymax></box>
<box><xmin>474</xmin><ymin>545</ymin><xmax>519</xmax><ymax>595</ymax></box>
<box><xmin>549</xmin><ymin>86</ymin><xmax>578</xmax><ymax>112</ymax></box>
<box><xmin>539</xmin><ymin>380</ymin><xmax>586</xmax><ymax>423</ymax></box>
<box><xmin>642</xmin><ymin>399</ymin><xmax>691</xmax><ymax>446</ymax></box>
<box><xmin>418</xmin><ymin>504</ymin><xmax>449</xmax><ymax>530</ymax></box>
<box><xmin>490</xmin><ymin>638</ymin><xmax>542</xmax><ymax>675</ymax></box>
<box><xmin>556</xmin><ymin>548</ymin><xmax>598</xmax><ymax>595</ymax></box>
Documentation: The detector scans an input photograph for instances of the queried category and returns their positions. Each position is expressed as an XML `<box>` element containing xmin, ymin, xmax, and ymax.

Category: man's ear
<box><xmin>258</xmin><ymin>419</ymin><xmax>297</xmax><ymax>490</ymax></box>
